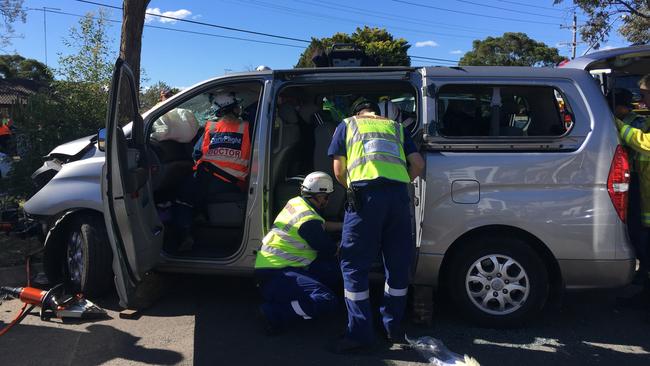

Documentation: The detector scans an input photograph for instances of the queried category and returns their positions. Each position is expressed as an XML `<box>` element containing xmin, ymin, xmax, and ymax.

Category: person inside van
<box><xmin>173</xmin><ymin>92</ymin><xmax>252</xmax><ymax>251</ymax></box>
<box><xmin>616</xmin><ymin>75</ymin><xmax>650</xmax><ymax>290</ymax></box>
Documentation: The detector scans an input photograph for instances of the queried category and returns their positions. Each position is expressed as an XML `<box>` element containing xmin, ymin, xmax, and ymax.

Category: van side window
<box><xmin>438</xmin><ymin>85</ymin><xmax>571</xmax><ymax>138</ymax></box>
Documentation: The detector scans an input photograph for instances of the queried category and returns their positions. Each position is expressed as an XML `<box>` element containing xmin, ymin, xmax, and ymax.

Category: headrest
<box><xmin>378</xmin><ymin>100</ymin><xmax>400</xmax><ymax>120</ymax></box>
<box><xmin>278</xmin><ymin>103</ymin><xmax>299</xmax><ymax>125</ymax></box>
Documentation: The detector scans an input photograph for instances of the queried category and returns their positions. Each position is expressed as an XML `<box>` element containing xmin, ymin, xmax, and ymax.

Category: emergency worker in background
<box><xmin>173</xmin><ymin>92</ymin><xmax>251</xmax><ymax>251</ymax></box>
<box><xmin>616</xmin><ymin>74</ymin><xmax>650</xmax><ymax>289</ymax></box>
<box><xmin>255</xmin><ymin>171</ymin><xmax>340</xmax><ymax>334</ymax></box>
<box><xmin>612</xmin><ymin>88</ymin><xmax>649</xmax><ymax>283</ymax></box>
<box><xmin>328</xmin><ymin>98</ymin><xmax>425</xmax><ymax>353</ymax></box>
<box><xmin>0</xmin><ymin>112</ymin><xmax>14</xmax><ymax>154</ymax></box>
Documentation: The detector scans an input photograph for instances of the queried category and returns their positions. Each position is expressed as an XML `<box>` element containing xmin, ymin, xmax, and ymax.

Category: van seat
<box><xmin>312</xmin><ymin>110</ymin><xmax>346</xmax><ymax>221</ymax></box>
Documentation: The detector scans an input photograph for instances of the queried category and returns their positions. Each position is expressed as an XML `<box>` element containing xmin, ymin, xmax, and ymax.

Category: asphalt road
<box><xmin>1</xmin><ymin>274</ymin><xmax>649</xmax><ymax>366</ymax></box>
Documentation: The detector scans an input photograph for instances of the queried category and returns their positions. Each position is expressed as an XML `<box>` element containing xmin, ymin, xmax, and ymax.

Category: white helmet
<box><xmin>256</xmin><ymin>65</ymin><xmax>271</xmax><ymax>71</ymax></box>
<box><xmin>301</xmin><ymin>171</ymin><xmax>334</xmax><ymax>196</ymax></box>
<box><xmin>212</xmin><ymin>92</ymin><xmax>239</xmax><ymax>117</ymax></box>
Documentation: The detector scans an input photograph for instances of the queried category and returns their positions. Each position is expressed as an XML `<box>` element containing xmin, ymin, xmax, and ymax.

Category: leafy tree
<box><xmin>459</xmin><ymin>32</ymin><xmax>564</xmax><ymax>67</ymax></box>
<box><xmin>139</xmin><ymin>81</ymin><xmax>179</xmax><ymax>112</ymax></box>
<box><xmin>58</xmin><ymin>10</ymin><xmax>115</xmax><ymax>85</ymax></box>
<box><xmin>296</xmin><ymin>26</ymin><xmax>411</xmax><ymax>68</ymax></box>
<box><xmin>554</xmin><ymin>0</ymin><xmax>649</xmax><ymax>48</ymax></box>
<box><xmin>1</xmin><ymin>10</ymin><xmax>112</xmax><ymax>197</ymax></box>
<box><xmin>0</xmin><ymin>54</ymin><xmax>53</xmax><ymax>82</ymax></box>
<box><xmin>0</xmin><ymin>0</ymin><xmax>26</xmax><ymax>48</ymax></box>
<box><xmin>121</xmin><ymin>0</ymin><xmax>151</xmax><ymax>93</ymax></box>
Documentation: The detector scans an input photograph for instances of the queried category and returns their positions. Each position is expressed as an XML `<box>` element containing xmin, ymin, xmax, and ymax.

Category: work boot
<box><xmin>385</xmin><ymin>330</ymin><xmax>408</xmax><ymax>347</ymax></box>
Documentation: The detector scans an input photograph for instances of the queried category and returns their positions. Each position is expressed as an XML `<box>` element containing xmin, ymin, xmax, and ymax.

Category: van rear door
<box><xmin>102</xmin><ymin>59</ymin><xmax>163</xmax><ymax>308</ymax></box>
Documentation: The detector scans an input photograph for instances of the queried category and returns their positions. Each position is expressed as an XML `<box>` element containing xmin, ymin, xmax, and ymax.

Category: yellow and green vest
<box><xmin>344</xmin><ymin>114</ymin><xmax>410</xmax><ymax>185</ymax></box>
<box><xmin>255</xmin><ymin>197</ymin><xmax>324</xmax><ymax>269</ymax></box>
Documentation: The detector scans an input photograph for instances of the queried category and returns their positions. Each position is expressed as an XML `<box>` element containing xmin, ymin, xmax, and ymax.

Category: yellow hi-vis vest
<box><xmin>255</xmin><ymin>197</ymin><xmax>324</xmax><ymax>269</ymax></box>
<box><xmin>344</xmin><ymin>114</ymin><xmax>410</xmax><ymax>185</ymax></box>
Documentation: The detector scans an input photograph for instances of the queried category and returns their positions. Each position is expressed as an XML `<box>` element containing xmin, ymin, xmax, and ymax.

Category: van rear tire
<box><xmin>447</xmin><ymin>236</ymin><xmax>549</xmax><ymax>327</ymax></box>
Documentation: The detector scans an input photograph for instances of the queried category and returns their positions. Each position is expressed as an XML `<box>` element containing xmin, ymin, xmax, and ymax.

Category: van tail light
<box><xmin>607</xmin><ymin>145</ymin><xmax>630</xmax><ymax>222</ymax></box>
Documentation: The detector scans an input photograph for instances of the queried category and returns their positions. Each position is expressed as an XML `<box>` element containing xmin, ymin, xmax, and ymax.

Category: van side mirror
<box><xmin>97</xmin><ymin>128</ymin><xmax>106</xmax><ymax>152</ymax></box>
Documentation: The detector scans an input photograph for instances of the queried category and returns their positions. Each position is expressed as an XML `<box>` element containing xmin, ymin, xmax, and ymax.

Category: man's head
<box><xmin>611</xmin><ymin>88</ymin><xmax>635</xmax><ymax>119</ymax></box>
<box><xmin>159</xmin><ymin>88</ymin><xmax>173</xmax><ymax>102</ymax></box>
<box><xmin>351</xmin><ymin>97</ymin><xmax>380</xmax><ymax>116</ymax></box>
<box><xmin>300</xmin><ymin>171</ymin><xmax>334</xmax><ymax>210</ymax></box>
<box><xmin>639</xmin><ymin>74</ymin><xmax>650</xmax><ymax>108</ymax></box>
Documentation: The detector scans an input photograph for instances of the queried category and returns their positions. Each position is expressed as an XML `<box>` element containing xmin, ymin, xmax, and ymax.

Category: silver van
<box><xmin>24</xmin><ymin>58</ymin><xmax>637</xmax><ymax>326</ymax></box>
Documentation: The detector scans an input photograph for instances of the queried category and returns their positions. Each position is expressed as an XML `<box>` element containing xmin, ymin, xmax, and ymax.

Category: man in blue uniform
<box><xmin>328</xmin><ymin>98</ymin><xmax>425</xmax><ymax>352</ymax></box>
<box><xmin>255</xmin><ymin>171</ymin><xmax>341</xmax><ymax>334</ymax></box>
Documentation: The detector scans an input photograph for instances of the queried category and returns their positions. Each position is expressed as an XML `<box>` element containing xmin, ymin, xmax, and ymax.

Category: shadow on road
<box><xmin>183</xmin><ymin>274</ymin><xmax>650</xmax><ymax>366</ymax></box>
<box><xmin>0</xmin><ymin>323</ymin><xmax>184</xmax><ymax>365</ymax></box>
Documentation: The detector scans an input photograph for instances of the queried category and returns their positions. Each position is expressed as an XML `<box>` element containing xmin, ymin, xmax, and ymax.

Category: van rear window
<box><xmin>437</xmin><ymin>85</ymin><xmax>572</xmax><ymax>138</ymax></box>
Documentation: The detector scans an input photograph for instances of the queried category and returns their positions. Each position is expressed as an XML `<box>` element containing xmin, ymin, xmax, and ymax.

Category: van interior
<box><xmin>144</xmin><ymin>79</ymin><xmax>418</xmax><ymax>260</ymax></box>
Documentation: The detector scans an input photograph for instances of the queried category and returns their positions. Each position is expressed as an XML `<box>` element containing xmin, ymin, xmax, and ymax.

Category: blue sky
<box><xmin>5</xmin><ymin>0</ymin><xmax>629</xmax><ymax>88</ymax></box>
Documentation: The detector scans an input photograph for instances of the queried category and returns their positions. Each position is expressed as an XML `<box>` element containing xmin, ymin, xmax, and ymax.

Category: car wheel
<box><xmin>447</xmin><ymin>236</ymin><xmax>549</xmax><ymax>327</ymax></box>
<box><xmin>46</xmin><ymin>214</ymin><xmax>113</xmax><ymax>298</ymax></box>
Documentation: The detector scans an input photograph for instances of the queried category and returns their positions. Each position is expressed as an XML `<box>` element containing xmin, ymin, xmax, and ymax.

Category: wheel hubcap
<box><xmin>465</xmin><ymin>254</ymin><xmax>530</xmax><ymax>315</ymax></box>
<box><xmin>66</xmin><ymin>232</ymin><xmax>84</xmax><ymax>285</ymax></box>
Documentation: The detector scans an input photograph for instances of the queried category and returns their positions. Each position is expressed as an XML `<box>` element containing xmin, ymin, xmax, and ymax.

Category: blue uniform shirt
<box><xmin>327</xmin><ymin>120</ymin><xmax>417</xmax><ymax>186</ymax></box>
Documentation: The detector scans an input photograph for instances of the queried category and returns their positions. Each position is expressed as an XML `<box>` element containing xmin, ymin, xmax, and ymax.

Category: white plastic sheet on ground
<box><xmin>406</xmin><ymin>335</ymin><xmax>480</xmax><ymax>366</ymax></box>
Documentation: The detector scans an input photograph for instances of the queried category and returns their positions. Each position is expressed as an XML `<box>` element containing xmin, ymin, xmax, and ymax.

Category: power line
<box><xmin>392</xmin><ymin>0</ymin><xmax>561</xmax><ymax>26</ymax></box>
<box><xmin>28</xmin><ymin>8</ymin><xmax>307</xmax><ymax>49</ymax></box>
<box><xmin>74</xmin><ymin>0</ymin><xmax>311</xmax><ymax>43</ymax></box>
<box><xmin>25</xmin><ymin>4</ymin><xmax>459</xmax><ymax>66</ymax></box>
<box><xmin>494</xmin><ymin>0</ymin><xmax>570</xmax><ymax>12</ymax></box>
<box><xmin>452</xmin><ymin>0</ymin><xmax>558</xmax><ymax>19</ymax></box>
<box><xmin>294</xmin><ymin>0</ymin><xmax>496</xmax><ymax>34</ymax></box>
<box><xmin>227</xmin><ymin>0</ymin><xmax>480</xmax><ymax>39</ymax></box>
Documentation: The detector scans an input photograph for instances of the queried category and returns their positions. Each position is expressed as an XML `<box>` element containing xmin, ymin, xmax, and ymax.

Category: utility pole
<box><xmin>41</xmin><ymin>7</ymin><xmax>61</xmax><ymax>67</ymax></box>
<box><xmin>560</xmin><ymin>11</ymin><xmax>578</xmax><ymax>59</ymax></box>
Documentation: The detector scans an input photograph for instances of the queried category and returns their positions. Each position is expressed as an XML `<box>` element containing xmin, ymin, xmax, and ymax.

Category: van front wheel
<box><xmin>447</xmin><ymin>237</ymin><xmax>548</xmax><ymax>327</ymax></box>
<box><xmin>45</xmin><ymin>214</ymin><xmax>114</xmax><ymax>298</ymax></box>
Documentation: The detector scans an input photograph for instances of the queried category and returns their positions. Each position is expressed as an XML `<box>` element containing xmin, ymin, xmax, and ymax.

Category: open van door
<box><xmin>101</xmin><ymin>59</ymin><xmax>163</xmax><ymax>308</ymax></box>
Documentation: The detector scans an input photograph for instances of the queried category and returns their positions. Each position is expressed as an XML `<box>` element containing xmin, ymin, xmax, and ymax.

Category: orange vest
<box><xmin>0</xmin><ymin>118</ymin><xmax>12</xmax><ymax>136</ymax></box>
<box><xmin>196</xmin><ymin>118</ymin><xmax>250</xmax><ymax>183</ymax></box>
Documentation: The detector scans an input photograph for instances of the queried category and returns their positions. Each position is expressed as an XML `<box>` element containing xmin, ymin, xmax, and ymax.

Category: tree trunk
<box><xmin>119</xmin><ymin>0</ymin><xmax>150</xmax><ymax>93</ymax></box>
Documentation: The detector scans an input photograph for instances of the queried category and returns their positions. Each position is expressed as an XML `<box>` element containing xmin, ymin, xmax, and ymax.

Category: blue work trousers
<box><xmin>340</xmin><ymin>182</ymin><xmax>414</xmax><ymax>344</ymax></box>
<box><xmin>256</xmin><ymin>259</ymin><xmax>340</xmax><ymax>329</ymax></box>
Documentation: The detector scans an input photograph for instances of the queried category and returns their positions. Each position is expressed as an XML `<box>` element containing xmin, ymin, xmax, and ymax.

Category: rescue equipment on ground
<box><xmin>0</xmin><ymin>256</ymin><xmax>107</xmax><ymax>336</ymax></box>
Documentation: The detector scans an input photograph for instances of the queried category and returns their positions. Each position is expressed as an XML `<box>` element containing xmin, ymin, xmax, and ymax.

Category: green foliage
<box><xmin>1</xmin><ymin>81</ymin><xmax>108</xmax><ymax>197</ymax></box>
<box><xmin>58</xmin><ymin>10</ymin><xmax>115</xmax><ymax>85</ymax></box>
<box><xmin>0</xmin><ymin>11</ymin><xmax>113</xmax><ymax>197</ymax></box>
<box><xmin>554</xmin><ymin>0</ymin><xmax>649</xmax><ymax>48</ymax></box>
<box><xmin>0</xmin><ymin>54</ymin><xmax>53</xmax><ymax>82</ymax></box>
<box><xmin>139</xmin><ymin>81</ymin><xmax>179</xmax><ymax>112</ymax></box>
<box><xmin>295</xmin><ymin>26</ymin><xmax>411</xmax><ymax>68</ymax></box>
<box><xmin>0</xmin><ymin>0</ymin><xmax>26</xmax><ymax>48</ymax></box>
<box><xmin>459</xmin><ymin>32</ymin><xmax>564</xmax><ymax>67</ymax></box>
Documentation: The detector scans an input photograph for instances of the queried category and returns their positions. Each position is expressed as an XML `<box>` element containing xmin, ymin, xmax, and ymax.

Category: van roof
<box><xmin>559</xmin><ymin>44</ymin><xmax>650</xmax><ymax>71</ymax></box>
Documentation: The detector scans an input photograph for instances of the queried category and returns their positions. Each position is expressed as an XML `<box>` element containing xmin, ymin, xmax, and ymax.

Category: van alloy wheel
<box><xmin>66</xmin><ymin>231</ymin><xmax>84</xmax><ymax>286</ymax></box>
<box><xmin>465</xmin><ymin>254</ymin><xmax>530</xmax><ymax>315</ymax></box>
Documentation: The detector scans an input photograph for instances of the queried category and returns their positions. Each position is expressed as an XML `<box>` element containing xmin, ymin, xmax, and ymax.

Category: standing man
<box><xmin>328</xmin><ymin>98</ymin><xmax>425</xmax><ymax>352</ymax></box>
<box><xmin>255</xmin><ymin>171</ymin><xmax>340</xmax><ymax>334</ymax></box>
<box><xmin>173</xmin><ymin>92</ymin><xmax>251</xmax><ymax>251</ymax></box>
<box><xmin>617</xmin><ymin>74</ymin><xmax>650</xmax><ymax>289</ymax></box>
<box><xmin>0</xmin><ymin>112</ymin><xmax>14</xmax><ymax>154</ymax></box>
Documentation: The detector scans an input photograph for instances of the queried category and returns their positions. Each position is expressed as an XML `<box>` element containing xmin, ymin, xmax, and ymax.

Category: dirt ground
<box><xmin>0</xmin><ymin>234</ymin><xmax>42</xmax><ymax>267</ymax></box>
